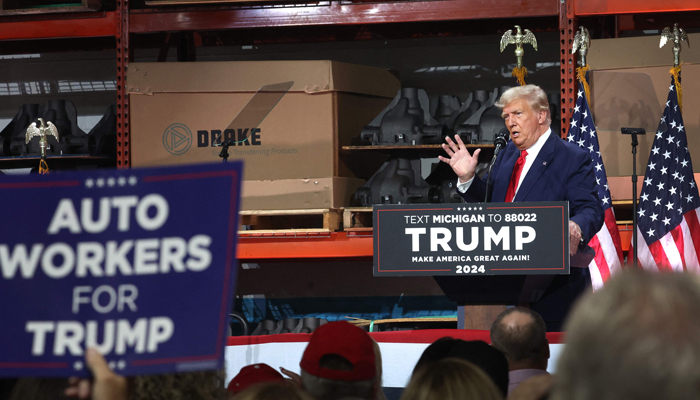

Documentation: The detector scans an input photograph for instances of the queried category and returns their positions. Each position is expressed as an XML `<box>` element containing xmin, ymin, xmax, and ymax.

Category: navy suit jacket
<box><xmin>460</xmin><ymin>133</ymin><xmax>604</xmax><ymax>242</ymax></box>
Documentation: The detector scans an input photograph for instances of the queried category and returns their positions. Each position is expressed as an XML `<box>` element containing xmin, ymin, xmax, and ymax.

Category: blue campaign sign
<box><xmin>0</xmin><ymin>161</ymin><xmax>243</xmax><ymax>377</ymax></box>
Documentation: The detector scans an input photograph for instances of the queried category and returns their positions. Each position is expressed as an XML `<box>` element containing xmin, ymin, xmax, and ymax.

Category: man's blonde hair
<box><xmin>495</xmin><ymin>85</ymin><xmax>551</xmax><ymax>126</ymax></box>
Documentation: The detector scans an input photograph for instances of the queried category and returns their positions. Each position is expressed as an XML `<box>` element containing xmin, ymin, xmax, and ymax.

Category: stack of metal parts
<box><xmin>0</xmin><ymin>100</ymin><xmax>117</xmax><ymax>158</ymax></box>
<box><xmin>353</xmin><ymin>87</ymin><xmax>561</xmax><ymax>206</ymax></box>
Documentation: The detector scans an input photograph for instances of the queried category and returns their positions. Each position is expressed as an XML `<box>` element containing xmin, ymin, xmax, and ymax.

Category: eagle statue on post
<box><xmin>25</xmin><ymin>118</ymin><xmax>59</xmax><ymax>174</ymax></box>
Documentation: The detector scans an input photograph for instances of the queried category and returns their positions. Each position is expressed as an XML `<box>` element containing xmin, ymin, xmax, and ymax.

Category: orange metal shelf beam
<box><xmin>0</xmin><ymin>12</ymin><xmax>117</xmax><ymax>41</ymax></box>
<box><xmin>129</xmin><ymin>0</ymin><xmax>557</xmax><ymax>33</ymax></box>
<box><xmin>575</xmin><ymin>0</ymin><xmax>700</xmax><ymax>15</ymax></box>
<box><xmin>237</xmin><ymin>232</ymin><xmax>372</xmax><ymax>260</ymax></box>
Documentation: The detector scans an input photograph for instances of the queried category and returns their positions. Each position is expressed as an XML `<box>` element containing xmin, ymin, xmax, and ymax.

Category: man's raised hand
<box><xmin>438</xmin><ymin>135</ymin><xmax>480</xmax><ymax>183</ymax></box>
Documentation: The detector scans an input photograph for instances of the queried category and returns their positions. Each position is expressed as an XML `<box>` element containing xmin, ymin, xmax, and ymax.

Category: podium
<box><xmin>373</xmin><ymin>202</ymin><xmax>593</xmax><ymax>329</ymax></box>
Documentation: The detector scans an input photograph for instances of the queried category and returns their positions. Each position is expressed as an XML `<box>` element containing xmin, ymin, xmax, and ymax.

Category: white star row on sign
<box><xmin>85</xmin><ymin>176</ymin><xmax>138</xmax><ymax>188</ymax></box>
<box><xmin>456</xmin><ymin>207</ymin><xmax>484</xmax><ymax>211</ymax></box>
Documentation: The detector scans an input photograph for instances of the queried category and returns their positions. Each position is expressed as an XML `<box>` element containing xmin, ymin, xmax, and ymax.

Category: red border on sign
<box><xmin>376</xmin><ymin>204</ymin><xmax>568</xmax><ymax>273</ymax></box>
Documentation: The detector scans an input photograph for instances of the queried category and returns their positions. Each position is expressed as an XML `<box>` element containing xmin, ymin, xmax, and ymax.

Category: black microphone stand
<box><xmin>621</xmin><ymin>127</ymin><xmax>646</xmax><ymax>268</ymax></box>
<box><xmin>485</xmin><ymin>133</ymin><xmax>507</xmax><ymax>203</ymax></box>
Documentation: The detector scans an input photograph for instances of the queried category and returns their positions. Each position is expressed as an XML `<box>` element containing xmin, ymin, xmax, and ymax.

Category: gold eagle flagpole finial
<box><xmin>25</xmin><ymin>118</ymin><xmax>59</xmax><ymax>174</ymax></box>
<box><xmin>572</xmin><ymin>26</ymin><xmax>592</xmax><ymax>102</ymax></box>
<box><xmin>501</xmin><ymin>25</ymin><xmax>538</xmax><ymax>86</ymax></box>
<box><xmin>660</xmin><ymin>23</ymin><xmax>689</xmax><ymax>68</ymax></box>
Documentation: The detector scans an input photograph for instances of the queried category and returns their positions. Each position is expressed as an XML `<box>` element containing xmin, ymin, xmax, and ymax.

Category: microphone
<box><xmin>493</xmin><ymin>130</ymin><xmax>509</xmax><ymax>156</ymax></box>
<box><xmin>485</xmin><ymin>130</ymin><xmax>509</xmax><ymax>202</ymax></box>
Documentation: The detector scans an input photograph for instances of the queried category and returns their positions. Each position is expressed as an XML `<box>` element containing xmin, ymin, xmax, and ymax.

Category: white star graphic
<box><xmin>604</xmin><ymin>183</ymin><xmax>609</xmax><ymax>191</ymax></box>
<box><xmin>590</xmin><ymin>130</ymin><xmax>596</xmax><ymax>138</ymax></box>
<box><xmin>638</xmin><ymin>209</ymin><xmax>646</xmax><ymax>218</ymax></box>
<box><xmin>457</xmin><ymin>207</ymin><xmax>461</xmax><ymax>211</ymax></box>
<box><xmin>661</xmin><ymin>166</ymin><xmax>668</xmax><ymax>175</ymax></box>
<box><xmin>602</xmin><ymin>196</ymin><xmax>609</xmax><ymax>205</ymax></box>
<box><xmin>667</xmin><ymin>135</ymin><xmax>675</xmax><ymax>144</ymax></box>
<box><xmin>678</xmin><ymin>124</ymin><xmax>684</xmax><ymax>132</ymax></box>
<box><xmin>673</xmin><ymin>172</ymin><xmax>680</xmax><ymax>180</ymax></box>
<box><xmin>85</xmin><ymin>179</ymin><xmax>94</xmax><ymax>188</ymax></box>
<box><xmin>674</xmin><ymin>105</ymin><xmax>678</xmax><ymax>111</ymax></box>
<box><xmin>663</xmin><ymin>151</ymin><xmax>671</xmax><ymax>159</ymax></box>
<box><xmin>657</xmin><ymin>182</ymin><xmax>665</xmax><ymax>191</ymax></box>
<box><xmin>692</xmin><ymin>182</ymin><xmax>697</xmax><ymax>189</ymax></box>
<box><xmin>681</xmin><ymin>159</ymin><xmax>689</xmax><ymax>168</ymax></box>
<box><xmin>582</xmin><ymin>110</ymin><xmax>589</xmax><ymax>119</ymax></box>
<box><xmin>573</xmin><ymin>105</ymin><xmax>581</xmax><ymax>113</ymax></box>
<box><xmin>645</xmin><ymin>177</ymin><xmax>653</xmax><ymax>186</ymax></box>
<box><xmin>680</xmin><ymin>175</ymin><xmax>686</xmax><ymax>183</ymax></box>
<box><xmin>118</xmin><ymin>360</ymin><xmax>126</xmax><ymax>370</ymax></box>
<box><xmin>107</xmin><ymin>177</ymin><xmax>116</xmax><ymax>187</ymax></box>
<box><xmin>670</xmin><ymin>120</ymin><xmax>677</xmax><ymax>129</ymax></box>
<box><xmin>96</xmin><ymin>178</ymin><xmax>105</xmax><ymax>188</ymax></box>
<box><xmin>670</xmin><ymin>186</ymin><xmax>677</xmax><ymax>195</ymax></box>
<box><xmin>679</xmin><ymin>207</ymin><xmax>684</xmax><ymax>215</ymax></box>
<box><xmin>571</xmin><ymin>120</ymin><xmax>578</xmax><ymax>128</ymax></box>
<box><xmin>74</xmin><ymin>361</ymin><xmax>83</xmax><ymax>371</ymax></box>
<box><xmin>677</xmin><ymin>140</ymin><xmax>681</xmax><ymax>147</ymax></box>
<box><xmin>661</xmin><ymin>116</ymin><xmax>667</xmax><ymax>123</ymax></box>
<box><xmin>670</xmin><ymin>84</ymin><xmax>675</xmax><ymax>91</ymax></box>
<box><xmin>663</xmin><ymin>217</ymin><xmax>671</xmax><ymax>226</ymax></box>
<box><xmin>595</xmin><ymin>163</ymin><xmax>602</xmax><ymax>171</ymax></box>
<box><xmin>128</xmin><ymin>176</ymin><xmax>137</xmax><ymax>186</ymax></box>
<box><xmin>581</xmin><ymin>125</ymin><xmax>588</xmax><ymax>133</ymax></box>
<box><xmin>588</xmin><ymin>144</ymin><xmax>594</xmax><ymax>153</ymax></box>
<box><xmin>656</xmin><ymin>131</ymin><xmax>664</xmax><ymax>139</ymax></box>
<box><xmin>666</xmin><ymin>201</ymin><xmax>675</xmax><ymax>210</ymax></box>
<box><xmin>567</xmin><ymin>135</ymin><xmax>574</xmax><ymax>142</ymax></box>
<box><xmin>578</xmin><ymin>139</ymin><xmax>585</xmax><ymax>147</ymax></box>
<box><xmin>108</xmin><ymin>361</ymin><xmax>116</xmax><ymax>370</ymax></box>
<box><xmin>641</xmin><ymin>193</ymin><xmax>649</xmax><ymax>202</ymax></box>
<box><xmin>666</xmin><ymin>100</ymin><xmax>671</xmax><ymax>107</ymax></box>
<box><xmin>653</xmin><ymin>197</ymin><xmax>662</xmax><ymax>206</ymax></box>
<box><xmin>648</xmin><ymin>162</ymin><xmax>656</xmax><ymax>170</ymax></box>
<box><xmin>577</xmin><ymin>90</ymin><xmax>583</xmax><ymax>98</ymax></box>
<box><xmin>647</xmin><ymin>228</ymin><xmax>655</xmax><ymax>237</ymax></box>
<box><xmin>650</xmin><ymin>213</ymin><xmax>658</xmax><ymax>222</ymax></box>
<box><xmin>651</xmin><ymin>146</ymin><xmax>660</xmax><ymax>155</ymax></box>
<box><xmin>118</xmin><ymin>176</ymin><xmax>127</xmax><ymax>186</ymax></box>
<box><xmin>687</xmin><ymin>195</ymin><xmax>694</xmax><ymax>203</ymax></box>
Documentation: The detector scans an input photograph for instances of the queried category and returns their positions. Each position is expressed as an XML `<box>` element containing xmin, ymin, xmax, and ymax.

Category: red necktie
<box><xmin>505</xmin><ymin>150</ymin><xmax>528</xmax><ymax>202</ymax></box>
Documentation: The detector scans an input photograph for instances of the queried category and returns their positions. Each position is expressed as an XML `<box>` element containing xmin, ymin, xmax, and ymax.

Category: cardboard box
<box><xmin>128</xmin><ymin>60</ymin><xmax>398</xmax><ymax>180</ymax></box>
<box><xmin>127</xmin><ymin>61</ymin><xmax>399</xmax><ymax>209</ymax></box>
<box><xmin>584</xmin><ymin>34</ymin><xmax>700</xmax><ymax>186</ymax></box>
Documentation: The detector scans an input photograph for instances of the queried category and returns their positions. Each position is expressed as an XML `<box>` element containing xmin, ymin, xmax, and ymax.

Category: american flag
<box><xmin>634</xmin><ymin>75</ymin><xmax>700</xmax><ymax>271</ymax></box>
<box><xmin>567</xmin><ymin>81</ymin><xmax>624</xmax><ymax>289</ymax></box>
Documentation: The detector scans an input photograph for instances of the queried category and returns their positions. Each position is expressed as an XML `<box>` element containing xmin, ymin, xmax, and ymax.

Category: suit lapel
<box><xmin>514</xmin><ymin>133</ymin><xmax>557</xmax><ymax>201</ymax></box>
<box><xmin>491</xmin><ymin>145</ymin><xmax>519</xmax><ymax>202</ymax></box>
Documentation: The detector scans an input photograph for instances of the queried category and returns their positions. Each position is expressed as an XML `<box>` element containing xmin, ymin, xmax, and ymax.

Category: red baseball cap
<box><xmin>227</xmin><ymin>363</ymin><xmax>285</xmax><ymax>394</ymax></box>
<box><xmin>300</xmin><ymin>321</ymin><xmax>376</xmax><ymax>382</ymax></box>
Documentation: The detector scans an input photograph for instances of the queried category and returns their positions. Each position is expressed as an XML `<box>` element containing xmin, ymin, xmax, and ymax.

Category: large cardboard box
<box><xmin>127</xmin><ymin>60</ymin><xmax>399</xmax><ymax>209</ymax></box>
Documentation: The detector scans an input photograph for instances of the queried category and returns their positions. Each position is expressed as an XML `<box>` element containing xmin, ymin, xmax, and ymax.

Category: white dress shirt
<box><xmin>457</xmin><ymin>128</ymin><xmax>552</xmax><ymax>197</ymax></box>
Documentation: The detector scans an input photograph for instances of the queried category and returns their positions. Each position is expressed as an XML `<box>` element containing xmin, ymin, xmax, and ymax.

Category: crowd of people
<box><xmin>4</xmin><ymin>269</ymin><xmax>700</xmax><ymax>400</ymax></box>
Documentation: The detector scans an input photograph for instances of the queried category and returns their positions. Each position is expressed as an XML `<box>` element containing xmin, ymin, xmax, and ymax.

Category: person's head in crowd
<box><xmin>490</xmin><ymin>307</ymin><xmax>549</xmax><ymax>371</ymax></box>
<box><xmin>299</xmin><ymin>321</ymin><xmax>377</xmax><ymax>400</ymax></box>
<box><xmin>412</xmin><ymin>338</ymin><xmax>508</xmax><ymax>397</ymax></box>
<box><xmin>371</xmin><ymin>339</ymin><xmax>387</xmax><ymax>400</ymax></box>
<box><xmin>231</xmin><ymin>382</ymin><xmax>314</xmax><ymax>400</ymax></box>
<box><xmin>551</xmin><ymin>271</ymin><xmax>700</xmax><ymax>400</ymax></box>
<box><xmin>401</xmin><ymin>358</ymin><xmax>504</xmax><ymax>400</ymax></box>
<box><xmin>9</xmin><ymin>378</ymin><xmax>66</xmax><ymax>400</ymax></box>
<box><xmin>227</xmin><ymin>364</ymin><xmax>286</xmax><ymax>395</ymax></box>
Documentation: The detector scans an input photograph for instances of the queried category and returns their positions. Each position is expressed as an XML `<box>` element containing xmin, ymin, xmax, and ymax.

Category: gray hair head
<box><xmin>551</xmin><ymin>271</ymin><xmax>700</xmax><ymax>400</ymax></box>
<box><xmin>495</xmin><ymin>85</ymin><xmax>551</xmax><ymax>126</ymax></box>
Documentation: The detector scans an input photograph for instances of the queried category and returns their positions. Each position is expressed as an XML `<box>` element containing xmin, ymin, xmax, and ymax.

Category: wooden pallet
<box><xmin>239</xmin><ymin>209</ymin><xmax>341</xmax><ymax>234</ymax></box>
<box><xmin>342</xmin><ymin>207</ymin><xmax>373</xmax><ymax>232</ymax></box>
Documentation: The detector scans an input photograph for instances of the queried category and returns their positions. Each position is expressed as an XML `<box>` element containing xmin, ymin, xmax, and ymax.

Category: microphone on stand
<box><xmin>485</xmin><ymin>129</ymin><xmax>509</xmax><ymax>202</ymax></box>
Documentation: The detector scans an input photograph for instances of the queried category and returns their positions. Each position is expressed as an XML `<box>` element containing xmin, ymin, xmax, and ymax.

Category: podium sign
<box><xmin>374</xmin><ymin>202</ymin><xmax>569</xmax><ymax>276</ymax></box>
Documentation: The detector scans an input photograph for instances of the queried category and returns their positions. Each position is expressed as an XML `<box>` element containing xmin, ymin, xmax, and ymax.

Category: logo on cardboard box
<box><xmin>162</xmin><ymin>123</ymin><xmax>193</xmax><ymax>155</ymax></box>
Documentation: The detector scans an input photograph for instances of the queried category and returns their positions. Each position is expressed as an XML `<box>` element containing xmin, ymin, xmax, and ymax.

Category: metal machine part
<box><xmin>361</xmin><ymin>88</ymin><xmax>446</xmax><ymax>145</ymax></box>
<box><xmin>0</xmin><ymin>104</ymin><xmax>39</xmax><ymax>156</ymax></box>
<box><xmin>353</xmin><ymin>157</ymin><xmax>441</xmax><ymax>206</ymax></box>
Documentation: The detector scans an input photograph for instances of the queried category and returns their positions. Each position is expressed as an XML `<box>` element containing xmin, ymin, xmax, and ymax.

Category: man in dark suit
<box><xmin>439</xmin><ymin>85</ymin><xmax>604</xmax><ymax>256</ymax></box>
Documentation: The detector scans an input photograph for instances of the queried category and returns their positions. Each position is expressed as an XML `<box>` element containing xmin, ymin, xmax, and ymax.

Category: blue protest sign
<box><xmin>0</xmin><ymin>161</ymin><xmax>243</xmax><ymax>377</ymax></box>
